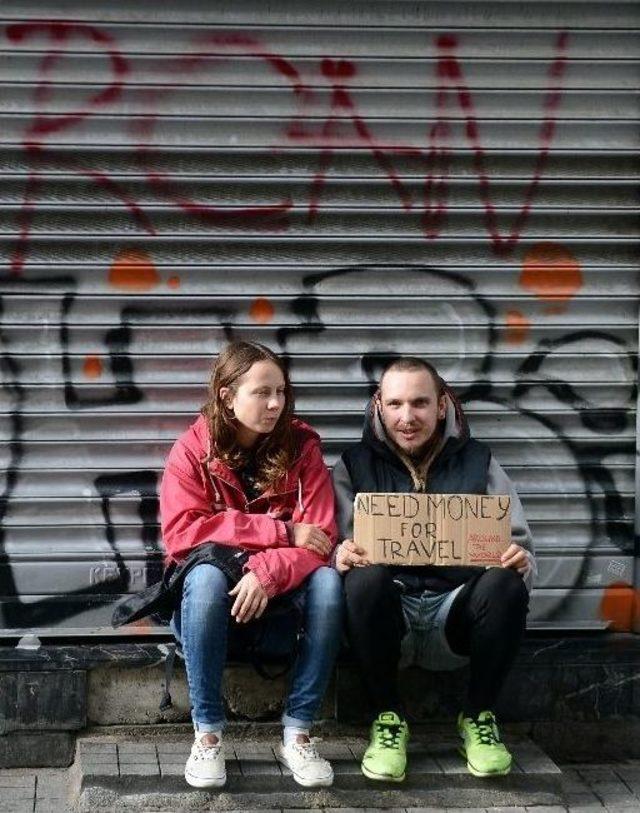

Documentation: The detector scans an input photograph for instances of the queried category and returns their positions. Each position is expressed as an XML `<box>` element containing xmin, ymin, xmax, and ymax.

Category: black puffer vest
<box><xmin>343</xmin><ymin>407</ymin><xmax>491</xmax><ymax>592</ymax></box>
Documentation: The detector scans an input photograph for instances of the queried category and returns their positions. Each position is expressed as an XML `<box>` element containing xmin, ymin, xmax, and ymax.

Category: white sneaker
<box><xmin>277</xmin><ymin>736</ymin><xmax>334</xmax><ymax>787</ymax></box>
<box><xmin>184</xmin><ymin>734</ymin><xmax>226</xmax><ymax>788</ymax></box>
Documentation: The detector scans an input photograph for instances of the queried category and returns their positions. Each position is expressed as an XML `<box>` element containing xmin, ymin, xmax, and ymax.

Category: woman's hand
<box><xmin>229</xmin><ymin>571</ymin><xmax>268</xmax><ymax>623</ymax></box>
<box><xmin>292</xmin><ymin>523</ymin><xmax>332</xmax><ymax>557</ymax></box>
<box><xmin>500</xmin><ymin>543</ymin><xmax>530</xmax><ymax>575</ymax></box>
<box><xmin>335</xmin><ymin>539</ymin><xmax>370</xmax><ymax>574</ymax></box>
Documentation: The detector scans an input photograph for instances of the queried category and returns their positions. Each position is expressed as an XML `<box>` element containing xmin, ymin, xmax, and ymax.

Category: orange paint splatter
<box><xmin>83</xmin><ymin>355</ymin><xmax>103</xmax><ymax>379</ymax></box>
<box><xmin>504</xmin><ymin>309</ymin><xmax>530</xmax><ymax>345</ymax></box>
<box><xmin>599</xmin><ymin>582</ymin><xmax>640</xmax><ymax>632</ymax></box>
<box><xmin>250</xmin><ymin>297</ymin><xmax>275</xmax><ymax>324</ymax></box>
<box><xmin>108</xmin><ymin>248</ymin><xmax>159</xmax><ymax>291</ymax></box>
<box><xmin>167</xmin><ymin>275</ymin><xmax>181</xmax><ymax>289</ymax></box>
<box><xmin>520</xmin><ymin>242</ymin><xmax>582</xmax><ymax>313</ymax></box>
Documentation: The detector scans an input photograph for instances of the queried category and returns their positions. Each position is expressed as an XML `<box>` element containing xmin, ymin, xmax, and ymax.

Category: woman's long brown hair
<box><xmin>201</xmin><ymin>341</ymin><xmax>297</xmax><ymax>491</ymax></box>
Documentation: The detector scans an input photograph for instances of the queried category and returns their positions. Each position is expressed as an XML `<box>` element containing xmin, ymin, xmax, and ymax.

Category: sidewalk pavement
<box><xmin>3</xmin><ymin>761</ymin><xmax>640</xmax><ymax>812</ymax></box>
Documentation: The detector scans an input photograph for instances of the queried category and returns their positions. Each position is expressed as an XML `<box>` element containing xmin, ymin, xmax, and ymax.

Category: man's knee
<box><xmin>344</xmin><ymin>564</ymin><xmax>395</xmax><ymax>602</ymax></box>
<box><xmin>481</xmin><ymin>566</ymin><xmax>529</xmax><ymax>611</ymax></box>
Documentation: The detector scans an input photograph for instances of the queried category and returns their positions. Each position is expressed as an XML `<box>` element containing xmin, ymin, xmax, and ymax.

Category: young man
<box><xmin>332</xmin><ymin>357</ymin><xmax>535</xmax><ymax>782</ymax></box>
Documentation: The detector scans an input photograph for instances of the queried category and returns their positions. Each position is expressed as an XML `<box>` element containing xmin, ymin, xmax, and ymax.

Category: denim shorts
<box><xmin>399</xmin><ymin>585</ymin><xmax>470</xmax><ymax>672</ymax></box>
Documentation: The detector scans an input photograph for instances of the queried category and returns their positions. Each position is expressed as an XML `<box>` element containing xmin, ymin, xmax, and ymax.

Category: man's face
<box><xmin>378</xmin><ymin>368</ymin><xmax>446</xmax><ymax>457</ymax></box>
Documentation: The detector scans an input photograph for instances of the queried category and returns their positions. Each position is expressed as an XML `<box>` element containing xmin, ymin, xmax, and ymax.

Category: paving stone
<box><xmin>316</xmin><ymin>742</ymin><xmax>353</xmax><ymax>759</ymax></box>
<box><xmin>579</xmin><ymin>768</ymin><xmax>638</xmax><ymax>807</ymax></box>
<box><xmin>567</xmin><ymin>806</ymin><xmax>607</xmax><ymax>812</ymax></box>
<box><xmin>81</xmin><ymin>763</ymin><xmax>119</xmax><ymax>776</ymax></box>
<box><xmin>562</xmin><ymin>767</ymin><xmax>595</xmax><ymax>791</ymax></box>
<box><xmin>510</xmin><ymin>741</ymin><xmax>562</xmax><ymax>774</ymax></box>
<box><xmin>566</xmin><ymin>805</ymin><xmax>604</xmax><ymax>811</ymax></box>
<box><xmin>525</xmin><ymin>807</ymin><xmax>567</xmax><ymax>812</ymax></box>
<box><xmin>117</xmin><ymin>752</ymin><xmax>159</xmax><ymax>764</ymax></box>
<box><xmin>80</xmin><ymin>751</ymin><xmax>118</xmax><ymax>765</ymax></box>
<box><xmin>118</xmin><ymin>761</ymin><xmax>159</xmax><ymax>777</ymax></box>
<box><xmin>0</xmin><ymin>787</ymin><xmax>35</xmax><ymax>800</ymax></box>
<box><xmin>233</xmin><ymin>742</ymin><xmax>276</xmax><ymax>757</ymax></box>
<box><xmin>614</xmin><ymin>766</ymin><xmax>640</xmax><ymax>797</ymax></box>
<box><xmin>348</xmin><ymin>742</ymin><xmax>367</xmax><ymax>760</ymax></box>
<box><xmin>603</xmin><ymin>807</ymin><xmax>640</xmax><ymax>812</ymax></box>
<box><xmin>307</xmin><ymin>742</ymin><xmax>359</xmax><ymax>775</ymax></box>
<box><xmin>433</xmin><ymin>750</ymin><xmax>468</xmax><ymax>774</ymax></box>
<box><xmin>330</xmin><ymin>758</ymin><xmax>361</xmax><ymax>775</ymax></box>
<box><xmin>77</xmin><ymin>742</ymin><xmax>117</xmax><ymax>753</ymax></box>
<box><xmin>35</xmin><ymin>802</ymin><xmax>70</xmax><ymax>813</ymax></box>
<box><xmin>156</xmin><ymin>740</ymin><xmax>191</xmax><ymax>752</ymax></box>
<box><xmin>0</xmin><ymin>774</ymin><xmax>35</xmax><ymax>788</ymax></box>
<box><xmin>565</xmin><ymin>790</ymin><xmax>605</xmax><ymax>808</ymax></box>
<box><xmin>236</xmin><ymin>748</ymin><xmax>282</xmax><ymax>777</ymax></box>
<box><xmin>117</xmin><ymin>743</ymin><xmax>157</xmax><ymax>754</ymax></box>
<box><xmin>0</xmin><ymin>802</ymin><xmax>34</xmax><ymax>813</ymax></box>
<box><xmin>407</xmin><ymin>751</ymin><xmax>442</xmax><ymax>772</ymax></box>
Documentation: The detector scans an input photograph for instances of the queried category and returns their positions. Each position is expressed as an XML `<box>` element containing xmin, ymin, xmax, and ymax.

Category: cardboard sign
<box><xmin>353</xmin><ymin>492</ymin><xmax>511</xmax><ymax>566</ymax></box>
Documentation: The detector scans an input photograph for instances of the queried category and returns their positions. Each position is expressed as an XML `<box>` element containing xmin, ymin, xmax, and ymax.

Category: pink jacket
<box><xmin>159</xmin><ymin>414</ymin><xmax>337</xmax><ymax>597</ymax></box>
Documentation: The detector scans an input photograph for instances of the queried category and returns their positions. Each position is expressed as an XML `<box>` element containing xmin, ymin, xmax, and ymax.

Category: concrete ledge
<box><xmin>1</xmin><ymin>633</ymin><xmax>640</xmax><ymax>767</ymax></box>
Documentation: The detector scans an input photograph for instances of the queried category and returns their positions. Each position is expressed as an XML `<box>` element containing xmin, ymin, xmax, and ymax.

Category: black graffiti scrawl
<box><xmin>1</xmin><ymin>13</ymin><xmax>638</xmax><ymax>632</ymax></box>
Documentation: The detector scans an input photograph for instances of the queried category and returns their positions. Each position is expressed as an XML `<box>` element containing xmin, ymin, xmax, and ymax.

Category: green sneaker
<box><xmin>361</xmin><ymin>711</ymin><xmax>409</xmax><ymax>782</ymax></box>
<box><xmin>457</xmin><ymin>710</ymin><xmax>512</xmax><ymax>777</ymax></box>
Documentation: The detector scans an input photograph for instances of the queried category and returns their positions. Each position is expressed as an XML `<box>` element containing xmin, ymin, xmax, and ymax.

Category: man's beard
<box><xmin>390</xmin><ymin>424</ymin><xmax>442</xmax><ymax>462</ymax></box>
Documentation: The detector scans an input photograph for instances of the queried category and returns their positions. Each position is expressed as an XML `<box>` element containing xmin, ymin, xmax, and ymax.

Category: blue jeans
<box><xmin>399</xmin><ymin>586</ymin><xmax>470</xmax><ymax>671</ymax></box>
<box><xmin>172</xmin><ymin>564</ymin><xmax>343</xmax><ymax>733</ymax></box>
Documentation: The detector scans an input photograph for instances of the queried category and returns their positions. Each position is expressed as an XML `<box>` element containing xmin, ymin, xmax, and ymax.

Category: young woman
<box><xmin>160</xmin><ymin>341</ymin><xmax>342</xmax><ymax>789</ymax></box>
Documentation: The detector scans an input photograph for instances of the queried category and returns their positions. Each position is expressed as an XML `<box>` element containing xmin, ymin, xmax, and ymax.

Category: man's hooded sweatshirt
<box><xmin>332</xmin><ymin>392</ymin><xmax>536</xmax><ymax>593</ymax></box>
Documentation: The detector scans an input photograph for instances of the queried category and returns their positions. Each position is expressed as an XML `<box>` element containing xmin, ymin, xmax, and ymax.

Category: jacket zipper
<box><xmin>208</xmin><ymin>467</ymin><xmax>298</xmax><ymax>512</ymax></box>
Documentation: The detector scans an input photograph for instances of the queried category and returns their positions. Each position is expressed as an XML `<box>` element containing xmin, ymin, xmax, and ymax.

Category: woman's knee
<box><xmin>308</xmin><ymin>566</ymin><xmax>343</xmax><ymax>604</ymax></box>
<box><xmin>182</xmin><ymin>563</ymin><xmax>229</xmax><ymax>607</ymax></box>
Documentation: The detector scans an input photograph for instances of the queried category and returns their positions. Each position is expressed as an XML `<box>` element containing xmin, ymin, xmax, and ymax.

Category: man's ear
<box><xmin>438</xmin><ymin>394</ymin><xmax>447</xmax><ymax>420</ymax></box>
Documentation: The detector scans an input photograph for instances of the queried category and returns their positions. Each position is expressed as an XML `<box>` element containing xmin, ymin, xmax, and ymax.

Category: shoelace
<box><xmin>374</xmin><ymin>723</ymin><xmax>403</xmax><ymax>750</ymax></box>
<box><xmin>291</xmin><ymin>739</ymin><xmax>322</xmax><ymax>760</ymax></box>
<box><xmin>470</xmin><ymin>716</ymin><xmax>500</xmax><ymax>747</ymax></box>
<box><xmin>194</xmin><ymin>740</ymin><xmax>222</xmax><ymax>760</ymax></box>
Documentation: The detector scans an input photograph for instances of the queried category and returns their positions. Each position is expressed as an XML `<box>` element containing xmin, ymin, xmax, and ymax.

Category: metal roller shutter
<box><xmin>0</xmin><ymin>1</ymin><xmax>638</xmax><ymax>635</ymax></box>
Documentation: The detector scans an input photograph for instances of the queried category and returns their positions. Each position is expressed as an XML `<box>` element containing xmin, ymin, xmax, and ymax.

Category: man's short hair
<box><xmin>379</xmin><ymin>356</ymin><xmax>444</xmax><ymax>396</ymax></box>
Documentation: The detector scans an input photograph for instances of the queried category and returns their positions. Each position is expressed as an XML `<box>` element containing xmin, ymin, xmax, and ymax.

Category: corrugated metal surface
<box><xmin>0</xmin><ymin>1</ymin><xmax>638</xmax><ymax>635</ymax></box>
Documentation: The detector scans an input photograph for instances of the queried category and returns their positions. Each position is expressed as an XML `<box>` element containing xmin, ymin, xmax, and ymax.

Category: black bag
<box><xmin>112</xmin><ymin>543</ymin><xmax>303</xmax><ymax>680</ymax></box>
<box><xmin>111</xmin><ymin>543</ymin><xmax>253</xmax><ymax>628</ymax></box>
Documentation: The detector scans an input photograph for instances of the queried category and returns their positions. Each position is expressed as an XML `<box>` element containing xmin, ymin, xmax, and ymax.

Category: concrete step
<box><xmin>72</xmin><ymin>735</ymin><xmax>564</xmax><ymax>810</ymax></box>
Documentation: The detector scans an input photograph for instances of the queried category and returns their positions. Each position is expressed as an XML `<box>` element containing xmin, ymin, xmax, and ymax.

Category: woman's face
<box><xmin>220</xmin><ymin>360</ymin><xmax>286</xmax><ymax>448</ymax></box>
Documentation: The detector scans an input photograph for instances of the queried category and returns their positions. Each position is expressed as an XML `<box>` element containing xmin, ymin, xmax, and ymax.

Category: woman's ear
<box><xmin>219</xmin><ymin>386</ymin><xmax>234</xmax><ymax>411</ymax></box>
